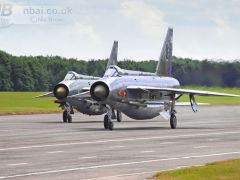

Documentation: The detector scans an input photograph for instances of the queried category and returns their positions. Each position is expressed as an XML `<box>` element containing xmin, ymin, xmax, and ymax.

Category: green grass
<box><xmin>179</xmin><ymin>86</ymin><xmax>240</xmax><ymax>105</ymax></box>
<box><xmin>154</xmin><ymin>159</ymin><xmax>240</xmax><ymax>180</ymax></box>
<box><xmin>0</xmin><ymin>92</ymin><xmax>60</xmax><ymax>115</ymax></box>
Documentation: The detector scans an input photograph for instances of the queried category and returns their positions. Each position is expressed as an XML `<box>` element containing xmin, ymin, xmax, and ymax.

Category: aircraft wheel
<box><xmin>170</xmin><ymin>114</ymin><xmax>177</xmax><ymax>129</ymax></box>
<box><xmin>111</xmin><ymin>110</ymin><xmax>116</xmax><ymax>119</ymax></box>
<box><xmin>67</xmin><ymin>115</ymin><xmax>72</xmax><ymax>123</ymax></box>
<box><xmin>104</xmin><ymin>115</ymin><xmax>109</xmax><ymax>129</ymax></box>
<box><xmin>117</xmin><ymin>111</ymin><xmax>122</xmax><ymax>122</ymax></box>
<box><xmin>63</xmin><ymin>111</ymin><xmax>68</xmax><ymax>123</ymax></box>
<box><xmin>108</xmin><ymin>121</ymin><xmax>114</xmax><ymax>131</ymax></box>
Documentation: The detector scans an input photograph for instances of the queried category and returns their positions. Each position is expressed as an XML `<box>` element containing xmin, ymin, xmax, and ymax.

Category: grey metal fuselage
<box><xmin>59</xmin><ymin>78</ymin><xmax>107</xmax><ymax>115</ymax></box>
<box><xmin>98</xmin><ymin>75</ymin><xmax>179</xmax><ymax>119</ymax></box>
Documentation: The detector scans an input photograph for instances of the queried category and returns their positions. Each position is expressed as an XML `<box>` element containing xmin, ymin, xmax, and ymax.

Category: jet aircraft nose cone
<box><xmin>56</xmin><ymin>86</ymin><xmax>67</xmax><ymax>97</ymax></box>
<box><xmin>94</xmin><ymin>85</ymin><xmax>107</xmax><ymax>99</ymax></box>
<box><xmin>54</xmin><ymin>84</ymin><xmax>69</xmax><ymax>99</ymax></box>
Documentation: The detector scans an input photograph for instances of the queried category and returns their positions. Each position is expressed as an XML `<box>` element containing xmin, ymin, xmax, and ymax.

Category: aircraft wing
<box><xmin>127</xmin><ymin>86</ymin><xmax>240</xmax><ymax>97</ymax></box>
<box><xmin>35</xmin><ymin>92</ymin><xmax>54</xmax><ymax>98</ymax></box>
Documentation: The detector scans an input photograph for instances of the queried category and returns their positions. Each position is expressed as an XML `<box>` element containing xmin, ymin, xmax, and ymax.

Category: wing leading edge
<box><xmin>35</xmin><ymin>92</ymin><xmax>54</xmax><ymax>98</ymax></box>
<box><xmin>127</xmin><ymin>86</ymin><xmax>240</xmax><ymax>97</ymax></box>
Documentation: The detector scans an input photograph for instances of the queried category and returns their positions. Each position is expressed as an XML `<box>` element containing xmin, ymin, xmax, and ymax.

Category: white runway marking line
<box><xmin>159</xmin><ymin>141</ymin><xmax>176</xmax><ymax>145</ymax></box>
<box><xmin>79</xmin><ymin>156</ymin><xmax>97</xmax><ymax>160</ymax></box>
<box><xmin>0</xmin><ymin>151</ymin><xmax>240</xmax><ymax>179</ymax></box>
<box><xmin>0</xmin><ymin>130</ymin><xmax>239</xmax><ymax>151</ymax></box>
<box><xmin>109</xmin><ymin>145</ymin><xmax>125</xmax><ymax>149</ymax></box>
<box><xmin>207</xmin><ymin>138</ymin><xmax>218</xmax><ymax>141</ymax></box>
<box><xmin>140</xmin><ymin>150</ymin><xmax>155</xmax><ymax>154</ymax></box>
<box><xmin>7</xmin><ymin>163</ymin><xmax>28</xmax><ymax>166</ymax></box>
<box><xmin>194</xmin><ymin>146</ymin><xmax>209</xmax><ymax>149</ymax></box>
<box><xmin>47</xmin><ymin>151</ymin><xmax>64</xmax><ymax>154</ymax></box>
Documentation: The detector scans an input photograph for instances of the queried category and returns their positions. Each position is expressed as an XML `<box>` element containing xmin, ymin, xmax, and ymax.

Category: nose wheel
<box><xmin>63</xmin><ymin>110</ymin><xmax>72</xmax><ymax>123</ymax></box>
<box><xmin>104</xmin><ymin>115</ymin><xmax>114</xmax><ymax>130</ymax></box>
<box><xmin>62</xmin><ymin>102</ymin><xmax>73</xmax><ymax>123</ymax></box>
<box><xmin>104</xmin><ymin>105</ymin><xmax>114</xmax><ymax>130</ymax></box>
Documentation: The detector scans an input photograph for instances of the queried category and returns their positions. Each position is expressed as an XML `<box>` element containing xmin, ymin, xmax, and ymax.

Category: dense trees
<box><xmin>0</xmin><ymin>50</ymin><xmax>239</xmax><ymax>91</ymax></box>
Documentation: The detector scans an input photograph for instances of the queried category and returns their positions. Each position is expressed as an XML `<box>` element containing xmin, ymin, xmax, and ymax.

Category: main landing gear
<box><xmin>170</xmin><ymin>111</ymin><xmax>177</xmax><ymax>129</ymax></box>
<box><xmin>111</xmin><ymin>109</ymin><xmax>122</xmax><ymax>122</ymax></box>
<box><xmin>170</xmin><ymin>95</ymin><xmax>177</xmax><ymax>129</ymax></box>
<box><xmin>104</xmin><ymin>106</ymin><xmax>121</xmax><ymax>130</ymax></box>
<box><xmin>62</xmin><ymin>102</ymin><xmax>74</xmax><ymax>123</ymax></box>
<box><xmin>116</xmin><ymin>110</ymin><xmax>122</xmax><ymax>122</ymax></box>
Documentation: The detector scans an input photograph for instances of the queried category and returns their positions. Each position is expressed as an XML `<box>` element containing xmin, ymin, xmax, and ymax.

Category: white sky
<box><xmin>0</xmin><ymin>0</ymin><xmax>240</xmax><ymax>61</ymax></box>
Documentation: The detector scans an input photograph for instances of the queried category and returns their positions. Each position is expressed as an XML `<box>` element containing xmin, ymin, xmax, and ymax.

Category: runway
<box><xmin>0</xmin><ymin>106</ymin><xmax>240</xmax><ymax>180</ymax></box>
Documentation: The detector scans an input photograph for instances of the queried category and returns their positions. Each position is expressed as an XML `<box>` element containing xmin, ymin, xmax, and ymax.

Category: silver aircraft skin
<box><xmin>72</xmin><ymin>28</ymin><xmax>240</xmax><ymax>130</ymax></box>
<box><xmin>37</xmin><ymin>41</ymin><xmax>121</xmax><ymax>123</ymax></box>
<box><xmin>91</xmin><ymin>67</ymin><xmax>179</xmax><ymax>120</ymax></box>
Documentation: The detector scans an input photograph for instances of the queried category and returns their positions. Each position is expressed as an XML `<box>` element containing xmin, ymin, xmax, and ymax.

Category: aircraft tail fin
<box><xmin>106</xmin><ymin>41</ymin><xmax>118</xmax><ymax>69</ymax></box>
<box><xmin>155</xmin><ymin>28</ymin><xmax>173</xmax><ymax>76</ymax></box>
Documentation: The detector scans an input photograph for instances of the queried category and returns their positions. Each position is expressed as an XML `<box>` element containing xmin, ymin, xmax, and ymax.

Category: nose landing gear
<box><xmin>104</xmin><ymin>115</ymin><xmax>114</xmax><ymax>130</ymax></box>
<box><xmin>104</xmin><ymin>106</ymin><xmax>114</xmax><ymax>130</ymax></box>
<box><xmin>62</xmin><ymin>102</ymin><xmax>73</xmax><ymax>123</ymax></box>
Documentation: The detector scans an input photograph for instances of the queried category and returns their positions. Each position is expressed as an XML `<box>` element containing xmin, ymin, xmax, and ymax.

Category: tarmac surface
<box><xmin>0</xmin><ymin>106</ymin><xmax>240</xmax><ymax>180</ymax></box>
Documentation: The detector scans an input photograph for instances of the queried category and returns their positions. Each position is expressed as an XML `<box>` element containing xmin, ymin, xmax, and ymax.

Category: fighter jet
<box><xmin>73</xmin><ymin>28</ymin><xmax>240</xmax><ymax>130</ymax></box>
<box><xmin>37</xmin><ymin>41</ymin><xmax>122</xmax><ymax>123</ymax></box>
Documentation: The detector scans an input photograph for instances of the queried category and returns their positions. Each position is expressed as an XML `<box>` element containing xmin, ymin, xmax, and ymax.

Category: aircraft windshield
<box><xmin>104</xmin><ymin>68</ymin><xmax>118</xmax><ymax>77</ymax></box>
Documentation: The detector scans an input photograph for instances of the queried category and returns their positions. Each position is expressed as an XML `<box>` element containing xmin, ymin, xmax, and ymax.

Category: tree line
<box><xmin>0</xmin><ymin>50</ymin><xmax>240</xmax><ymax>91</ymax></box>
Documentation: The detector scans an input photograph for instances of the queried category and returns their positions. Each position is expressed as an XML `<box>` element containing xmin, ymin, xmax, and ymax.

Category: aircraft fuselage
<box><xmin>57</xmin><ymin>79</ymin><xmax>107</xmax><ymax>115</ymax></box>
<box><xmin>93</xmin><ymin>75</ymin><xmax>180</xmax><ymax>119</ymax></box>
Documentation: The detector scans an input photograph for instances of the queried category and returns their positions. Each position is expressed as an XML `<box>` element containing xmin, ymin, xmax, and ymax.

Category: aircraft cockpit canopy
<box><xmin>103</xmin><ymin>65</ymin><xmax>155</xmax><ymax>77</ymax></box>
<box><xmin>104</xmin><ymin>66</ymin><xmax>123</xmax><ymax>77</ymax></box>
<box><xmin>64</xmin><ymin>71</ymin><xmax>80</xmax><ymax>80</ymax></box>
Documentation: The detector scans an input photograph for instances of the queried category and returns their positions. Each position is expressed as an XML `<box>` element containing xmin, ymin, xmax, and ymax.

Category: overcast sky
<box><xmin>0</xmin><ymin>0</ymin><xmax>240</xmax><ymax>61</ymax></box>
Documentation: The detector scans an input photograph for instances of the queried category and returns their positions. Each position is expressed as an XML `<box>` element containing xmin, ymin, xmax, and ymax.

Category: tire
<box><xmin>170</xmin><ymin>114</ymin><xmax>177</xmax><ymax>129</ymax></box>
<box><xmin>117</xmin><ymin>111</ymin><xmax>122</xmax><ymax>122</ymax></box>
<box><xmin>67</xmin><ymin>115</ymin><xmax>72</xmax><ymax>123</ymax></box>
<box><xmin>108</xmin><ymin>121</ymin><xmax>114</xmax><ymax>130</ymax></box>
<box><xmin>104</xmin><ymin>115</ymin><xmax>109</xmax><ymax>129</ymax></box>
<box><xmin>111</xmin><ymin>110</ymin><xmax>116</xmax><ymax>119</ymax></box>
<box><xmin>63</xmin><ymin>111</ymin><xmax>68</xmax><ymax>123</ymax></box>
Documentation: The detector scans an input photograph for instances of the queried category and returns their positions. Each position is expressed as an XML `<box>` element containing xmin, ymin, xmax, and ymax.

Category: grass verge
<box><xmin>154</xmin><ymin>159</ymin><xmax>240</xmax><ymax>180</ymax></box>
<box><xmin>0</xmin><ymin>92</ymin><xmax>60</xmax><ymax>115</ymax></box>
<box><xmin>179</xmin><ymin>86</ymin><xmax>240</xmax><ymax>105</ymax></box>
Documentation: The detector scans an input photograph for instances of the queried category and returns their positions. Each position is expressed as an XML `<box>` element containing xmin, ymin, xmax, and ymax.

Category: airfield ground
<box><xmin>0</xmin><ymin>106</ymin><xmax>240</xmax><ymax>179</ymax></box>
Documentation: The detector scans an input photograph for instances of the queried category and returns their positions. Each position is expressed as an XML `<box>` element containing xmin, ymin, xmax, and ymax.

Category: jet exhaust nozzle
<box><xmin>53</xmin><ymin>84</ymin><xmax>69</xmax><ymax>99</ymax></box>
<box><xmin>90</xmin><ymin>82</ymin><xmax>109</xmax><ymax>101</ymax></box>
